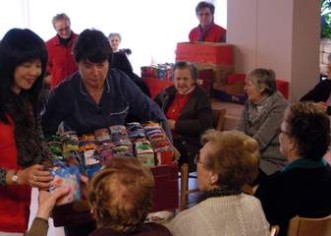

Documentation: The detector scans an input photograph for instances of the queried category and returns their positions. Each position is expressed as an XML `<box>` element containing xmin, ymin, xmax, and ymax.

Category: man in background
<box><xmin>46</xmin><ymin>13</ymin><xmax>78</xmax><ymax>89</ymax></box>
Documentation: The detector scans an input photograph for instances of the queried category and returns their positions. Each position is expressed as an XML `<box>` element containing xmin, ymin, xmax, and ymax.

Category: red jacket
<box><xmin>189</xmin><ymin>23</ymin><xmax>226</xmax><ymax>43</ymax></box>
<box><xmin>0</xmin><ymin>118</ymin><xmax>31</xmax><ymax>233</ymax></box>
<box><xmin>46</xmin><ymin>33</ymin><xmax>78</xmax><ymax>89</ymax></box>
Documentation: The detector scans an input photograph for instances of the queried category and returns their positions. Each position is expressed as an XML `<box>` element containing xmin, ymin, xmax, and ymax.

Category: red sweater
<box><xmin>0</xmin><ymin>118</ymin><xmax>31</xmax><ymax>233</ymax></box>
<box><xmin>46</xmin><ymin>33</ymin><xmax>78</xmax><ymax>89</ymax></box>
<box><xmin>189</xmin><ymin>23</ymin><xmax>226</xmax><ymax>43</ymax></box>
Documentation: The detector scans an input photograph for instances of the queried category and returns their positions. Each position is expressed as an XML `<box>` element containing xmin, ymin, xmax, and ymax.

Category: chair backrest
<box><xmin>212</xmin><ymin>108</ymin><xmax>227</xmax><ymax>131</ymax></box>
<box><xmin>287</xmin><ymin>215</ymin><xmax>331</xmax><ymax>236</ymax></box>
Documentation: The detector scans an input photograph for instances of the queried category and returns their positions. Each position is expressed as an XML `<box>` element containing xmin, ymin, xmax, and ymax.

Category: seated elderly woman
<box><xmin>27</xmin><ymin>158</ymin><xmax>172</xmax><ymax>236</ymax></box>
<box><xmin>167</xmin><ymin>130</ymin><xmax>270</xmax><ymax>236</ymax></box>
<box><xmin>88</xmin><ymin>157</ymin><xmax>172</xmax><ymax>236</ymax></box>
<box><xmin>236</xmin><ymin>68</ymin><xmax>288</xmax><ymax>184</ymax></box>
<box><xmin>255</xmin><ymin>102</ymin><xmax>331</xmax><ymax>236</ymax></box>
<box><xmin>154</xmin><ymin>61</ymin><xmax>213</xmax><ymax>171</ymax></box>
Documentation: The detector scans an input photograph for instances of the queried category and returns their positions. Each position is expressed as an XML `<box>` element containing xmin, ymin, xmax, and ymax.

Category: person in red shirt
<box><xmin>46</xmin><ymin>13</ymin><xmax>78</xmax><ymax>89</ymax></box>
<box><xmin>154</xmin><ymin>61</ymin><xmax>213</xmax><ymax>172</ymax></box>
<box><xmin>189</xmin><ymin>1</ymin><xmax>226</xmax><ymax>43</ymax></box>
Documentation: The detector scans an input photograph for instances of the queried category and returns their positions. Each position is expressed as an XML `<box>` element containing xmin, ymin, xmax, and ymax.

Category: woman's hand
<box><xmin>18</xmin><ymin>164</ymin><xmax>53</xmax><ymax>189</ymax></box>
<box><xmin>36</xmin><ymin>187</ymin><xmax>70</xmax><ymax>220</ymax></box>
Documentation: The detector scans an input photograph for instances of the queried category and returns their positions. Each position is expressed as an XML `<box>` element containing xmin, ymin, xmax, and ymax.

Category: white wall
<box><xmin>227</xmin><ymin>0</ymin><xmax>320</xmax><ymax>101</ymax></box>
<box><xmin>0</xmin><ymin>0</ymin><xmax>227</xmax><ymax>74</ymax></box>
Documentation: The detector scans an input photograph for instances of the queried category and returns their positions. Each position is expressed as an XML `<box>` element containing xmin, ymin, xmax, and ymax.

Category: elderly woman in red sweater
<box><xmin>154</xmin><ymin>61</ymin><xmax>213</xmax><ymax>172</ymax></box>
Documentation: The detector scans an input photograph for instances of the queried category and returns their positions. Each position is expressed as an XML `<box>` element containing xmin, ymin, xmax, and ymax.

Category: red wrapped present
<box><xmin>226</xmin><ymin>73</ymin><xmax>246</xmax><ymax>85</ymax></box>
<box><xmin>276</xmin><ymin>79</ymin><xmax>289</xmax><ymax>99</ymax></box>
<box><xmin>176</xmin><ymin>42</ymin><xmax>233</xmax><ymax>65</ymax></box>
<box><xmin>143</xmin><ymin>78</ymin><xmax>173</xmax><ymax>99</ymax></box>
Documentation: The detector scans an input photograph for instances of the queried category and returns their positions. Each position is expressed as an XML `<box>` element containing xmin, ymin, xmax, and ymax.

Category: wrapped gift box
<box><xmin>276</xmin><ymin>79</ymin><xmax>289</xmax><ymax>99</ymax></box>
<box><xmin>176</xmin><ymin>42</ymin><xmax>234</xmax><ymax>65</ymax></box>
<box><xmin>143</xmin><ymin>77</ymin><xmax>173</xmax><ymax>99</ymax></box>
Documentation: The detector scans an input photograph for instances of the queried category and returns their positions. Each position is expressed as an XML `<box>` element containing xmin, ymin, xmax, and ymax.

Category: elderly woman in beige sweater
<box><xmin>167</xmin><ymin>130</ymin><xmax>270</xmax><ymax>236</ymax></box>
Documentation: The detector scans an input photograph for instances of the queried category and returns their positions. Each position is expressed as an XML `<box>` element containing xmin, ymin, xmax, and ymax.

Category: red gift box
<box><xmin>176</xmin><ymin>42</ymin><xmax>233</xmax><ymax>65</ymax></box>
<box><xmin>276</xmin><ymin>79</ymin><xmax>289</xmax><ymax>99</ymax></box>
<box><xmin>226</xmin><ymin>73</ymin><xmax>246</xmax><ymax>85</ymax></box>
<box><xmin>143</xmin><ymin>77</ymin><xmax>173</xmax><ymax>99</ymax></box>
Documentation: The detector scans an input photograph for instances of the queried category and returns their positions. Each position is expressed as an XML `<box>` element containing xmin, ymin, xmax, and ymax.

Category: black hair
<box><xmin>0</xmin><ymin>28</ymin><xmax>49</xmax><ymax>167</ymax></box>
<box><xmin>74</xmin><ymin>29</ymin><xmax>112</xmax><ymax>64</ymax></box>
<box><xmin>0</xmin><ymin>28</ymin><xmax>47</xmax><ymax>123</ymax></box>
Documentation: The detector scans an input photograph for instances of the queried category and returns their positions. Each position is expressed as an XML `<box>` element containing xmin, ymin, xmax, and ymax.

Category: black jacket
<box><xmin>154</xmin><ymin>85</ymin><xmax>213</xmax><ymax>170</ymax></box>
<box><xmin>255</xmin><ymin>165</ymin><xmax>331</xmax><ymax>236</ymax></box>
<box><xmin>300</xmin><ymin>79</ymin><xmax>331</xmax><ymax>114</ymax></box>
<box><xmin>112</xmin><ymin>51</ymin><xmax>150</xmax><ymax>97</ymax></box>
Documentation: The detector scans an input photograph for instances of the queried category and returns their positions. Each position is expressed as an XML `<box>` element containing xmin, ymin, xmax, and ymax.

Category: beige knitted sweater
<box><xmin>168</xmin><ymin>194</ymin><xmax>270</xmax><ymax>236</ymax></box>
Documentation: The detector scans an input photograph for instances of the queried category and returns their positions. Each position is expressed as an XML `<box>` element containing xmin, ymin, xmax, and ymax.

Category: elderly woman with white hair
<box><xmin>236</xmin><ymin>68</ymin><xmax>288</xmax><ymax>184</ymax></box>
<box><xmin>168</xmin><ymin>130</ymin><xmax>270</xmax><ymax>236</ymax></box>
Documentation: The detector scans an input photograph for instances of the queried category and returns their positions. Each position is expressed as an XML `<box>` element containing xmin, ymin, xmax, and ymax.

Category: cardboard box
<box><xmin>176</xmin><ymin>42</ymin><xmax>234</xmax><ymax>65</ymax></box>
<box><xmin>195</xmin><ymin>63</ymin><xmax>234</xmax><ymax>84</ymax></box>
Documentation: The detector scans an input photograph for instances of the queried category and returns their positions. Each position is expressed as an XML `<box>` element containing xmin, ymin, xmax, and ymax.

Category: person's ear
<box><xmin>209</xmin><ymin>172</ymin><xmax>218</xmax><ymax>185</ymax></box>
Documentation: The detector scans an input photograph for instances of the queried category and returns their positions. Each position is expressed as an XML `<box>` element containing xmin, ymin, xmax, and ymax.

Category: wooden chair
<box><xmin>179</xmin><ymin>163</ymin><xmax>200</xmax><ymax>210</ymax></box>
<box><xmin>179</xmin><ymin>108</ymin><xmax>227</xmax><ymax>210</ymax></box>
<box><xmin>212</xmin><ymin>108</ymin><xmax>227</xmax><ymax>131</ymax></box>
<box><xmin>222</xmin><ymin>114</ymin><xmax>240</xmax><ymax>131</ymax></box>
<box><xmin>287</xmin><ymin>215</ymin><xmax>331</xmax><ymax>236</ymax></box>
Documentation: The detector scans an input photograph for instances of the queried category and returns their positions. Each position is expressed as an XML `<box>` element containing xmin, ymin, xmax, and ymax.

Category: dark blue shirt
<box><xmin>42</xmin><ymin>69</ymin><xmax>166</xmax><ymax>136</ymax></box>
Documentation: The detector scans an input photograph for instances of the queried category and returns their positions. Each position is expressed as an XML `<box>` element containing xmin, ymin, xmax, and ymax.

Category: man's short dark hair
<box><xmin>74</xmin><ymin>29</ymin><xmax>112</xmax><ymax>63</ymax></box>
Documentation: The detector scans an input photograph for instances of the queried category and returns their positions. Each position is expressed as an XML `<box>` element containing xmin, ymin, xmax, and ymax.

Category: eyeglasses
<box><xmin>276</xmin><ymin>127</ymin><xmax>290</xmax><ymax>135</ymax></box>
<box><xmin>56</xmin><ymin>26</ymin><xmax>70</xmax><ymax>33</ymax></box>
<box><xmin>194</xmin><ymin>154</ymin><xmax>205</xmax><ymax>166</ymax></box>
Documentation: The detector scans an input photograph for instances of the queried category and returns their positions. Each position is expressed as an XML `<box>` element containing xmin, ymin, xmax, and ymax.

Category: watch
<box><xmin>11</xmin><ymin>170</ymin><xmax>19</xmax><ymax>184</ymax></box>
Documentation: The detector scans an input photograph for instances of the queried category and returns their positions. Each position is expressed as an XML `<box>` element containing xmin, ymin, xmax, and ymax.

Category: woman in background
<box><xmin>168</xmin><ymin>130</ymin><xmax>270</xmax><ymax>236</ymax></box>
<box><xmin>108</xmin><ymin>32</ymin><xmax>150</xmax><ymax>96</ymax></box>
<box><xmin>0</xmin><ymin>28</ymin><xmax>53</xmax><ymax>235</ymax></box>
<box><xmin>236</xmin><ymin>68</ymin><xmax>288</xmax><ymax>184</ymax></box>
<box><xmin>189</xmin><ymin>1</ymin><xmax>226</xmax><ymax>42</ymax></box>
<box><xmin>154</xmin><ymin>61</ymin><xmax>213</xmax><ymax>171</ymax></box>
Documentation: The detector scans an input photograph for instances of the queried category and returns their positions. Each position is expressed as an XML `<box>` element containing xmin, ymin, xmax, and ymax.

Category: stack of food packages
<box><xmin>46</xmin><ymin>121</ymin><xmax>175</xmax><ymax>204</ymax></box>
<box><xmin>140</xmin><ymin>63</ymin><xmax>174</xmax><ymax>81</ymax></box>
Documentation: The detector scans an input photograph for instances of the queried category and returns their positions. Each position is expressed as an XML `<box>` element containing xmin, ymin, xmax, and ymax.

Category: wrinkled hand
<box><xmin>36</xmin><ymin>187</ymin><xmax>70</xmax><ymax>220</ymax></box>
<box><xmin>19</xmin><ymin>164</ymin><xmax>53</xmax><ymax>189</ymax></box>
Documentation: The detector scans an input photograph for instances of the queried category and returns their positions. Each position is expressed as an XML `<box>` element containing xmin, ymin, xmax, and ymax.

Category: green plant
<box><xmin>321</xmin><ymin>0</ymin><xmax>331</xmax><ymax>38</ymax></box>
